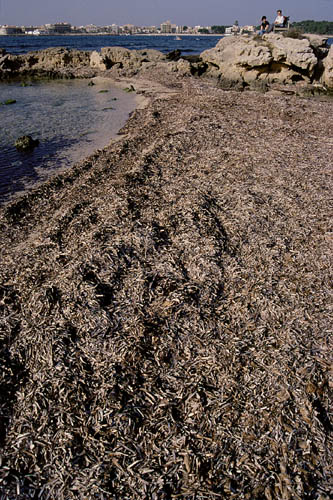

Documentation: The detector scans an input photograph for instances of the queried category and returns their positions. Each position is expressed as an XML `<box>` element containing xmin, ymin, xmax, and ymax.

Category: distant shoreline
<box><xmin>1</xmin><ymin>32</ymin><xmax>332</xmax><ymax>39</ymax></box>
<box><xmin>0</xmin><ymin>33</ymin><xmax>224</xmax><ymax>37</ymax></box>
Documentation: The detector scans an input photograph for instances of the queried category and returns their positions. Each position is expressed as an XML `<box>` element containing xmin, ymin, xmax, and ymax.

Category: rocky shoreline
<box><xmin>1</xmin><ymin>33</ymin><xmax>333</xmax><ymax>93</ymax></box>
<box><xmin>0</xmin><ymin>40</ymin><xmax>333</xmax><ymax>499</ymax></box>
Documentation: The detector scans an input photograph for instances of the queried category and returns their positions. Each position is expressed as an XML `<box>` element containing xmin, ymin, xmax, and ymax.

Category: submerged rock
<box><xmin>2</xmin><ymin>99</ymin><xmax>16</xmax><ymax>105</ymax></box>
<box><xmin>15</xmin><ymin>135</ymin><xmax>39</xmax><ymax>152</ymax></box>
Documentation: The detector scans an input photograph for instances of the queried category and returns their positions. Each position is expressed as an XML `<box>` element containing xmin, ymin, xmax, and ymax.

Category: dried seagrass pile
<box><xmin>0</xmin><ymin>74</ymin><xmax>332</xmax><ymax>499</ymax></box>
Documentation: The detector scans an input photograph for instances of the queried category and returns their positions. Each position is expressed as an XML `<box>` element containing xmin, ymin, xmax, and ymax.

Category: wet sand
<box><xmin>0</xmin><ymin>70</ymin><xmax>332</xmax><ymax>499</ymax></box>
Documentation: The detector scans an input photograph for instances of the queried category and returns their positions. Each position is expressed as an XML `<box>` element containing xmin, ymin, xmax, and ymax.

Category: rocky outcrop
<box><xmin>0</xmin><ymin>48</ymin><xmax>93</xmax><ymax>78</ymax></box>
<box><xmin>0</xmin><ymin>36</ymin><xmax>333</xmax><ymax>91</ymax></box>
<box><xmin>201</xmin><ymin>34</ymin><xmax>322</xmax><ymax>87</ymax></box>
<box><xmin>0</xmin><ymin>46</ymin><xmax>168</xmax><ymax>79</ymax></box>
<box><xmin>90</xmin><ymin>47</ymin><xmax>166</xmax><ymax>76</ymax></box>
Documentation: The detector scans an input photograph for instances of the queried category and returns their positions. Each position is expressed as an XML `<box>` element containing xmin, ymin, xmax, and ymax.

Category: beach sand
<box><xmin>0</xmin><ymin>70</ymin><xmax>332</xmax><ymax>498</ymax></box>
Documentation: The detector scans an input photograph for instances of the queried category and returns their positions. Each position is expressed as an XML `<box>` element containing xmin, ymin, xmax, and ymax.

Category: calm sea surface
<box><xmin>0</xmin><ymin>34</ymin><xmax>224</xmax><ymax>55</ymax></box>
<box><xmin>0</xmin><ymin>34</ymin><xmax>332</xmax><ymax>204</ymax></box>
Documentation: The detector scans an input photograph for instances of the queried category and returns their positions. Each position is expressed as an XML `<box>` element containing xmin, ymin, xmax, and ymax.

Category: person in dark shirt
<box><xmin>259</xmin><ymin>16</ymin><xmax>270</xmax><ymax>35</ymax></box>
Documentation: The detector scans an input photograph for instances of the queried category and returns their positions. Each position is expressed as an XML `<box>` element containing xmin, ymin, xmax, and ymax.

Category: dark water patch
<box><xmin>0</xmin><ymin>135</ymin><xmax>78</xmax><ymax>201</ymax></box>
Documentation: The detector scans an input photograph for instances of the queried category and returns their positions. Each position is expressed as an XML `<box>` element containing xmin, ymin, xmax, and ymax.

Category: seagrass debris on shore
<box><xmin>0</xmin><ymin>72</ymin><xmax>332</xmax><ymax>499</ymax></box>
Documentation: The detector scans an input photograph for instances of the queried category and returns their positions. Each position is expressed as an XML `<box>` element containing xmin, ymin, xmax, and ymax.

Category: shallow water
<box><xmin>0</xmin><ymin>79</ymin><xmax>136</xmax><ymax>204</ymax></box>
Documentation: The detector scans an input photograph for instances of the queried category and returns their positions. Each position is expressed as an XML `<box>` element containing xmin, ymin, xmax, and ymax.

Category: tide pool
<box><xmin>0</xmin><ymin>78</ymin><xmax>136</xmax><ymax>204</ymax></box>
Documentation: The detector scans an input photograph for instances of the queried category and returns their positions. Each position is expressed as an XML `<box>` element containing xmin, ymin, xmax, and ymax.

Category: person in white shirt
<box><xmin>274</xmin><ymin>10</ymin><xmax>285</xmax><ymax>26</ymax></box>
<box><xmin>267</xmin><ymin>10</ymin><xmax>285</xmax><ymax>32</ymax></box>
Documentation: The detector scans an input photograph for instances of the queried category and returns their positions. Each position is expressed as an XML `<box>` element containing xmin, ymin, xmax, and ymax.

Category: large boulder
<box><xmin>201</xmin><ymin>36</ymin><xmax>272</xmax><ymax>84</ymax></box>
<box><xmin>201</xmin><ymin>34</ymin><xmax>319</xmax><ymax>86</ymax></box>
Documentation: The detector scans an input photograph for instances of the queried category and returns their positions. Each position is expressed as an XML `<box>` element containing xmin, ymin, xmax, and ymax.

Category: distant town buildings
<box><xmin>44</xmin><ymin>22</ymin><xmax>72</xmax><ymax>34</ymax></box>
<box><xmin>0</xmin><ymin>25</ymin><xmax>24</xmax><ymax>35</ymax></box>
<box><xmin>0</xmin><ymin>21</ymin><xmax>257</xmax><ymax>36</ymax></box>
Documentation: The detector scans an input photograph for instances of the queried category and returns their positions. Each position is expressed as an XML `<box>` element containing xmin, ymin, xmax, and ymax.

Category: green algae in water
<box><xmin>1</xmin><ymin>99</ymin><xmax>17</xmax><ymax>105</ymax></box>
<box><xmin>123</xmin><ymin>85</ymin><xmax>135</xmax><ymax>93</ymax></box>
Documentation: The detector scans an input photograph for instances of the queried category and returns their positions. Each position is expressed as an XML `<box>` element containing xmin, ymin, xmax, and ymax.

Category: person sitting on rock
<box><xmin>267</xmin><ymin>9</ymin><xmax>285</xmax><ymax>32</ymax></box>
<box><xmin>258</xmin><ymin>16</ymin><xmax>270</xmax><ymax>35</ymax></box>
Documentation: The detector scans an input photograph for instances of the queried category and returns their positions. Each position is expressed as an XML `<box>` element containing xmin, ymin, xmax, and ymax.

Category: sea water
<box><xmin>0</xmin><ymin>34</ymin><xmax>224</xmax><ymax>56</ymax></box>
<box><xmin>0</xmin><ymin>79</ymin><xmax>136</xmax><ymax>204</ymax></box>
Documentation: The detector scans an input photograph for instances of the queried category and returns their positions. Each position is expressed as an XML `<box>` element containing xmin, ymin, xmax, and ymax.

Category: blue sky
<box><xmin>1</xmin><ymin>0</ymin><xmax>333</xmax><ymax>27</ymax></box>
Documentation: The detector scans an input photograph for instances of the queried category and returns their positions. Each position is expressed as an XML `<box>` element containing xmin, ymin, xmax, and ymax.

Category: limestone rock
<box><xmin>201</xmin><ymin>36</ymin><xmax>271</xmax><ymax>78</ymax></box>
<box><xmin>0</xmin><ymin>53</ymin><xmax>23</xmax><ymax>74</ymax></box>
<box><xmin>22</xmin><ymin>48</ymin><xmax>91</xmax><ymax>71</ymax></box>
<box><xmin>201</xmin><ymin>36</ymin><xmax>274</xmax><ymax>84</ymax></box>
<box><xmin>90</xmin><ymin>51</ymin><xmax>107</xmax><ymax>71</ymax></box>
<box><xmin>201</xmin><ymin>34</ymin><xmax>320</xmax><ymax>86</ymax></box>
<box><xmin>264</xmin><ymin>34</ymin><xmax>318</xmax><ymax>75</ymax></box>
<box><xmin>303</xmin><ymin>34</ymin><xmax>329</xmax><ymax>51</ymax></box>
<box><xmin>171</xmin><ymin>58</ymin><xmax>193</xmax><ymax>76</ymax></box>
<box><xmin>0</xmin><ymin>48</ymin><xmax>92</xmax><ymax>78</ymax></box>
<box><xmin>176</xmin><ymin>58</ymin><xmax>193</xmax><ymax>76</ymax></box>
<box><xmin>99</xmin><ymin>46</ymin><xmax>166</xmax><ymax>72</ymax></box>
<box><xmin>322</xmin><ymin>45</ymin><xmax>333</xmax><ymax>89</ymax></box>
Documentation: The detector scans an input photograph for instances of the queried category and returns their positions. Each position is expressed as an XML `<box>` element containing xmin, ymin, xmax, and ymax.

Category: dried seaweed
<box><xmin>0</xmin><ymin>73</ymin><xmax>332</xmax><ymax>499</ymax></box>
